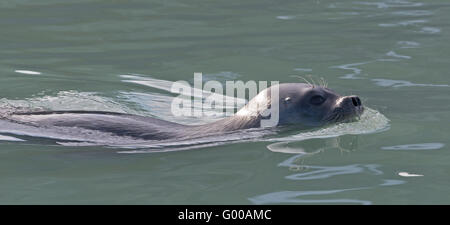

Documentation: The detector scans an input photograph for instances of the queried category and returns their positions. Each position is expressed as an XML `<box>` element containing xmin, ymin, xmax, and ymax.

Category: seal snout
<box><xmin>342</xmin><ymin>95</ymin><xmax>362</xmax><ymax>109</ymax></box>
<box><xmin>349</xmin><ymin>95</ymin><xmax>364</xmax><ymax>117</ymax></box>
<box><xmin>338</xmin><ymin>95</ymin><xmax>364</xmax><ymax>118</ymax></box>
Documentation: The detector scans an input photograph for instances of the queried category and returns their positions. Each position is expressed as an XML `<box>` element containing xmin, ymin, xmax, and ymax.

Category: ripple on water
<box><xmin>381</xmin><ymin>143</ymin><xmax>445</xmax><ymax>150</ymax></box>
<box><xmin>120</xmin><ymin>74</ymin><xmax>247</xmax><ymax>107</ymax></box>
<box><xmin>277</xmin><ymin>154</ymin><xmax>384</xmax><ymax>180</ymax></box>
<box><xmin>276</xmin><ymin>15</ymin><xmax>296</xmax><ymax>20</ymax></box>
<box><xmin>285</xmin><ymin>164</ymin><xmax>382</xmax><ymax>181</ymax></box>
<box><xmin>379</xmin><ymin>19</ymin><xmax>427</xmax><ymax>27</ymax></box>
<box><xmin>392</xmin><ymin>10</ymin><xmax>433</xmax><ymax>16</ymax></box>
<box><xmin>293</xmin><ymin>68</ymin><xmax>313</xmax><ymax>72</ymax></box>
<box><xmin>354</xmin><ymin>1</ymin><xmax>424</xmax><ymax>9</ymax></box>
<box><xmin>14</xmin><ymin>70</ymin><xmax>42</xmax><ymax>75</ymax></box>
<box><xmin>331</xmin><ymin>61</ymin><xmax>373</xmax><ymax>79</ymax></box>
<box><xmin>397</xmin><ymin>41</ymin><xmax>421</xmax><ymax>48</ymax></box>
<box><xmin>371</xmin><ymin>79</ymin><xmax>450</xmax><ymax>88</ymax></box>
<box><xmin>419</xmin><ymin>27</ymin><xmax>441</xmax><ymax>34</ymax></box>
<box><xmin>254</xmin><ymin>106</ymin><xmax>396</xmax><ymax>204</ymax></box>
<box><xmin>386</xmin><ymin>51</ymin><xmax>411</xmax><ymax>59</ymax></box>
<box><xmin>380</xmin><ymin>179</ymin><xmax>406</xmax><ymax>186</ymax></box>
<box><xmin>199</xmin><ymin>71</ymin><xmax>241</xmax><ymax>82</ymax></box>
<box><xmin>248</xmin><ymin>189</ymin><xmax>372</xmax><ymax>205</ymax></box>
<box><xmin>398</xmin><ymin>172</ymin><xmax>424</xmax><ymax>177</ymax></box>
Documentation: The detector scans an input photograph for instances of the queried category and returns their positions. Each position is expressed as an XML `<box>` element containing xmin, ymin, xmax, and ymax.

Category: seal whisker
<box><xmin>328</xmin><ymin>114</ymin><xmax>337</xmax><ymax>123</ymax></box>
<box><xmin>306</xmin><ymin>74</ymin><xmax>316</xmax><ymax>88</ymax></box>
<box><xmin>319</xmin><ymin>77</ymin><xmax>324</xmax><ymax>87</ymax></box>
<box><xmin>292</xmin><ymin>75</ymin><xmax>312</xmax><ymax>87</ymax></box>
<box><xmin>334</xmin><ymin>114</ymin><xmax>343</xmax><ymax>123</ymax></box>
<box><xmin>319</xmin><ymin>77</ymin><xmax>328</xmax><ymax>88</ymax></box>
<box><xmin>323</xmin><ymin>110</ymin><xmax>340</xmax><ymax>123</ymax></box>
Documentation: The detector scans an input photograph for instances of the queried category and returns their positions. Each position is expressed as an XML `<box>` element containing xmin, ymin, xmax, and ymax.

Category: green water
<box><xmin>1</xmin><ymin>0</ymin><xmax>450</xmax><ymax>204</ymax></box>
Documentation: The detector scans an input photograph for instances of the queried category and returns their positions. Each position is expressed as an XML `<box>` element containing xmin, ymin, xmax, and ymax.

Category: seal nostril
<box><xmin>356</xmin><ymin>97</ymin><xmax>361</xmax><ymax>106</ymax></box>
<box><xmin>351</xmin><ymin>97</ymin><xmax>358</xmax><ymax>107</ymax></box>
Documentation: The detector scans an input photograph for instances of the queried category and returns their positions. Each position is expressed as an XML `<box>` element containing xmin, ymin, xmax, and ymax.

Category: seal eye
<box><xmin>310</xmin><ymin>95</ymin><xmax>325</xmax><ymax>105</ymax></box>
<box><xmin>284</xmin><ymin>97</ymin><xmax>291</xmax><ymax>103</ymax></box>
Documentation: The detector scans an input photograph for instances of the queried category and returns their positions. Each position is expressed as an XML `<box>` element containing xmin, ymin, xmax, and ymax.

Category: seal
<box><xmin>2</xmin><ymin>83</ymin><xmax>364</xmax><ymax>141</ymax></box>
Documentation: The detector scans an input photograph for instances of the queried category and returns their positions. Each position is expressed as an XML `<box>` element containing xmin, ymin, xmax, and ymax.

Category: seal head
<box><xmin>236</xmin><ymin>83</ymin><xmax>364</xmax><ymax>128</ymax></box>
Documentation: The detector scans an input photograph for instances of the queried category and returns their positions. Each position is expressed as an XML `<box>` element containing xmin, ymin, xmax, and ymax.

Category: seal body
<box><xmin>1</xmin><ymin>83</ymin><xmax>364</xmax><ymax>141</ymax></box>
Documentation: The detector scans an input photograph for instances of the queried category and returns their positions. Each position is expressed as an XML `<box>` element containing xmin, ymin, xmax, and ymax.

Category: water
<box><xmin>0</xmin><ymin>0</ymin><xmax>449</xmax><ymax>204</ymax></box>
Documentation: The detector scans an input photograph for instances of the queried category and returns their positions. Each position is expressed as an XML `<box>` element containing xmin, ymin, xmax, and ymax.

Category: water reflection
<box><xmin>285</xmin><ymin>164</ymin><xmax>381</xmax><ymax>181</ymax></box>
<box><xmin>249</xmin><ymin>189</ymin><xmax>372</xmax><ymax>205</ymax></box>
<box><xmin>275</xmin><ymin>136</ymin><xmax>383</xmax><ymax>181</ymax></box>
<box><xmin>250</xmin><ymin>135</ymin><xmax>405</xmax><ymax>205</ymax></box>
<box><xmin>332</xmin><ymin>0</ymin><xmax>442</xmax><ymax>87</ymax></box>
<box><xmin>380</xmin><ymin>179</ymin><xmax>406</xmax><ymax>186</ymax></box>
<box><xmin>269</xmin><ymin>135</ymin><xmax>359</xmax><ymax>155</ymax></box>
